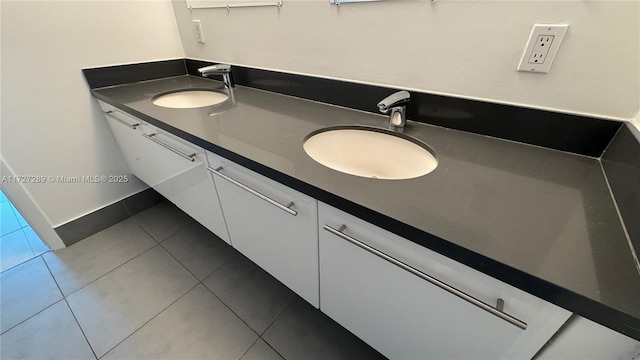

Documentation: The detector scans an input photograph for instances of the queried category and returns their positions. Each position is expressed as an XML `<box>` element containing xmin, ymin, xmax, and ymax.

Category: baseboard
<box><xmin>54</xmin><ymin>187</ymin><xmax>164</xmax><ymax>246</ymax></box>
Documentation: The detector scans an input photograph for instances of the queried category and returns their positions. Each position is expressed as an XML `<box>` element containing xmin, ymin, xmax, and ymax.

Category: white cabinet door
<box><xmin>319</xmin><ymin>202</ymin><xmax>571</xmax><ymax>360</ymax></box>
<box><xmin>536</xmin><ymin>316</ymin><xmax>640</xmax><ymax>359</ymax></box>
<box><xmin>207</xmin><ymin>151</ymin><xmax>319</xmax><ymax>307</ymax></box>
<box><xmin>99</xmin><ymin>101</ymin><xmax>230</xmax><ymax>244</ymax></box>
<box><xmin>101</xmin><ymin>103</ymin><xmax>147</xmax><ymax>176</ymax></box>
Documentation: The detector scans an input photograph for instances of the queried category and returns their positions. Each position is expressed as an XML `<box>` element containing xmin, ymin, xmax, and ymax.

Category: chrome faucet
<box><xmin>198</xmin><ymin>64</ymin><xmax>234</xmax><ymax>88</ymax></box>
<box><xmin>377</xmin><ymin>91</ymin><xmax>410</xmax><ymax>128</ymax></box>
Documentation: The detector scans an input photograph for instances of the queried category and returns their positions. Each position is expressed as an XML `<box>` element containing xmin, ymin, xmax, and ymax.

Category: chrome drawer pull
<box><xmin>143</xmin><ymin>133</ymin><xmax>196</xmax><ymax>162</ymax></box>
<box><xmin>104</xmin><ymin>111</ymin><xmax>139</xmax><ymax>129</ymax></box>
<box><xmin>207</xmin><ymin>166</ymin><xmax>297</xmax><ymax>216</ymax></box>
<box><xmin>323</xmin><ymin>224</ymin><xmax>528</xmax><ymax>330</ymax></box>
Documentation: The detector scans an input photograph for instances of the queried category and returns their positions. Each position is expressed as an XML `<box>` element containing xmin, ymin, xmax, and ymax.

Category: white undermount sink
<box><xmin>152</xmin><ymin>90</ymin><xmax>228</xmax><ymax>109</ymax></box>
<box><xmin>303</xmin><ymin>127</ymin><xmax>437</xmax><ymax>180</ymax></box>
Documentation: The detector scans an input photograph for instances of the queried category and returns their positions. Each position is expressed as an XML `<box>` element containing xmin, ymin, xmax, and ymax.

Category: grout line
<box><xmin>9</xmin><ymin>206</ymin><xmax>31</xmax><ymax>231</ymax></box>
<box><xmin>0</xmin><ymin>226</ymin><xmax>26</xmax><ymax>240</ymax></box>
<box><xmin>49</xmin><ymin>239</ymin><xmax>159</xmax><ymax>298</ymax></box>
<box><xmin>157</xmin><ymin>235</ymin><xmax>207</xmax><ymax>282</ymax></box>
<box><xmin>94</xmin><ymin>255</ymin><xmax>281</xmax><ymax>360</ymax></box>
<box><xmin>237</xmin><ymin>337</ymin><xmax>261</xmax><ymax>360</ymax></box>
<box><xmin>128</xmin><ymin>209</ymin><xmax>165</xmax><ymax>244</ymax></box>
<box><xmin>136</xmin><ymin>223</ymin><xmax>164</xmax><ymax>244</ymax></box>
<box><xmin>260</xmin><ymin>296</ymin><xmax>293</xmax><ymax>338</ymax></box>
<box><xmin>3</xmin><ymin>209</ymin><xmax>301</xmax><ymax>359</ymax></box>
<box><xmin>61</xmin><ymin>299</ymin><xmax>99</xmax><ymax>360</ymax></box>
<box><xmin>40</xmin><ymin>255</ymin><xmax>65</xmax><ymax>298</ymax></box>
<box><xmin>0</xmin><ymin>236</ymin><xmax>38</xmax><ymax>274</ymax></box>
<box><xmin>41</xmin><ymin>213</ymin><xmax>198</xmax><ymax>358</ymax></box>
<box><xmin>40</xmin><ymin>206</ymin><xmax>192</xmax><ymax>298</ymax></box>
<box><xmin>198</xmin><ymin>249</ymin><xmax>296</xmax><ymax>337</ymax></box>
<box><xmin>40</xmin><ymin>258</ymin><xmax>92</xmax><ymax>356</ymax></box>
<box><xmin>130</xmin><ymin>201</ymin><xmax>194</xmax><ymax>244</ymax></box>
<box><xmin>41</xmin><ymin>256</ymin><xmax>99</xmax><ymax>360</ymax></box>
<box><xmin>259</xmin><ymin>336</ymin><xmax>288</xmax><ymax>360</ymax></box>
<box><xmin>99</xmin><ymin>281</ymin><xmax>201</xmax><ymax>359</ymax></box>
<box><xmin>86</xmin><ymin>217</ymin><xmax>229</xmax><ymax>357</ymax></box>
<box><xmin>200</xmin><ymin>273</ymin><xmax>263</xmax><ymax>338</ymax></box>
<box><xmin>21</xmin><ymin>225</ymin><xmax>51</xmax><ymax>259</ymax></box>
<box><xmin>21</xmin><ymin>226</ymin><xmax>40</xmax><ymax>256</ymax></box>
<box><xmin>0</xmin><ymin>192</ymin><xmax>51</xmax><ymax>271</ymax></box>
<box><xmin>0</xmin><ymin>294</ymin><xmax>61</xmax><ymax>336</ymax></box>
<box><xmin>3</xmin><ymin>211</ymin><xmax>271</xmax><ymax>358</ymax></box>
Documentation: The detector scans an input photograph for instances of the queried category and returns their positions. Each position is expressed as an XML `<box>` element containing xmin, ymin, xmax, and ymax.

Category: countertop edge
<box><xmin>91</xmin><ymin>89</ymin><xmax>640</xmax><ymax>341</ymax></box>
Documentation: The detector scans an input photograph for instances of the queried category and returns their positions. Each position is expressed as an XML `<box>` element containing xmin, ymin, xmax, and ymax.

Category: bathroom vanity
<box><xmin>87</xmin><ymin>62</ymin><xmax>640</xmax><ymax>358</ymax></box>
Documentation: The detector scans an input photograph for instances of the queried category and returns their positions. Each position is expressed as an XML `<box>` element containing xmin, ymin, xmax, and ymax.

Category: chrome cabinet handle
<box><xmin>143</xmin><ymin>133</ymin><xmax>196</xmax><ymax>162</ymax></box>
<box><xmin>104</xmin><ymin>111</ymin><xmax>139</xmax><ymax>129</ymax></box>
<box><xmin>323</xmin><ymin>224</ymin><xmax>528</xmax><ymax>330</ymax></box>
<box><xmin>207</xmin><ymin>166</ymin><xmax>297</xmax><ymax>216</ymax></box>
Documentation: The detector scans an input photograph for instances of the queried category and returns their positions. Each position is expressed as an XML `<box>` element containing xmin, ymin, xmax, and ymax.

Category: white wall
<box><xmin>633</xmin><ymin>111</ymin><xmax>640</xmax><ymax>131</ymax></box>
<box><xmin>1</xmin><ymin>0</ymin><xmax>636</xmax><ymax>240</ymax></box>
<box><xmin>173</xmin><ymin>0</ymin><xmax>639</xmax><ymax>122</ymax></box>
<box><xmin>1</xmin><ymin>0</ymin><xmax>184</xmax><ymax>229</ymax></box>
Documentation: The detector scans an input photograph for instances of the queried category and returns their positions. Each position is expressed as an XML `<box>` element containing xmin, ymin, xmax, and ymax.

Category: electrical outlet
<box><xmin>527</xmin><ymin>35</ymin><xmax>554</xmax><ymax>64</ymax></box>
<box><xmin>193</xmin><ymin>20</ymin><xmax>205</xmax><ymax>43</ymax></box>
<box><xmin>517</xmin><ymin>24</ymin><xmax>569</xmax><ymax>73</ymax></box>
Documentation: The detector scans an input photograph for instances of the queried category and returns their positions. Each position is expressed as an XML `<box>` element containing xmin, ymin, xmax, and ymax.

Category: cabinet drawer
<box><xmin>207</xmin><ymin>151</ymin><xmax>319</xmax><ymax>307</ymax></box>
<box><xmin>99</xmin><ymin>102</ymin><xmax>150</xmax><ymax>179</ymax></box>
<box><xmin>319</xmin><ymin>202</ymin><xmax>571</xmax><ymax>359</ymax></box>
<box><xmin>133</xmin><ymin>128</ymin><xmax>230</xmax><ymax>244</ymax></box>
<box><xmin>99</xmin><ymin>101</ymin><xmax>229</xmax><ymax>243</ymax></box>
<box><xmin>98</xmin><ymin>101</ymin><xmax>143</xmax><ymax>128</ymax></box>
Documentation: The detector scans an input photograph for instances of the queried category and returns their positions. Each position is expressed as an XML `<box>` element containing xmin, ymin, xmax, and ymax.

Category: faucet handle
<box><xmin>212</xmin><ymin>64</ymin><xmax>231</xmax><ymax>72</ymax></box>
<box><xmin>197</xmin><ymin>64</ymin><xmax>231</xmax><ymax>75</ymax></box>
<box><xmin>377</xmin><ymin>91</ymin><xmax>410</xmax><ymax>113</ymax></box>
<box><xmin>198</xmin><ymin>64</ymin><xmax>234</xmax><ymax>88</ymax></box>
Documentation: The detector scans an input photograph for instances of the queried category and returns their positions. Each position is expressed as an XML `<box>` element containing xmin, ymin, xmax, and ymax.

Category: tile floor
<box><xmin>0</xmin><ymin>189</ymin><xmax>49</xmax><ymax>273</ymax></box>
<box><xmin>1</xmin><ymin>197</ymin><xmax>385</xmax><ymax>360</ymax></box>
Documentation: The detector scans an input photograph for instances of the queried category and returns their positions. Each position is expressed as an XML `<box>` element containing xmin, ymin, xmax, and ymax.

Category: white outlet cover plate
<box><xmin>193</xmin><ymin>19</ymin><xmax>205</xmax><ymax>43</ymax></box>
<box><xmin>517</xmin><ymin>24</ymin><xmax>569</xmax><ymax>74</ymax></box>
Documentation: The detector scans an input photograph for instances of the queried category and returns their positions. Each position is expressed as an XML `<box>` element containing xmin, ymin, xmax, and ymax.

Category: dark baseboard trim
<box><xmin>603</xmin><ymin>123</ymin><xmax>640</xmax><ymax>254</ymax></box>
<box><xmin>54</xmin><ymin>187</ymin><xmax>164</xmax><ymax>246</ymax></box>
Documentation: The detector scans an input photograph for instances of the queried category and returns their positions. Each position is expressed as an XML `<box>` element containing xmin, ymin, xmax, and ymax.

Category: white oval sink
<box><xmin>152</xmin><ymin>90</ymin><xmax>228</xmax><ymax>109</ymax></box>
<box><xmin>303</xmin><ymin>128</ymin><xmax>437</xmax><ymax>180</ymax></box>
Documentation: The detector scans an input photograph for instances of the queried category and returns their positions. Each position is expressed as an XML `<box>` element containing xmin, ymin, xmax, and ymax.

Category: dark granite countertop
<box><xmin>92</xmin><ymin>75</ymin><xmax>640</xmax><ymax>339</ymax></box>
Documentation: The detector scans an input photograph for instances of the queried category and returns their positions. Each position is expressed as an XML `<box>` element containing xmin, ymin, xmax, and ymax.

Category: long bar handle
<box><xmin>207</xmin><ymin>166</ymin><xmax>297</xmax><ymax>216</ymax></box>
<box><xmin>104</xmin><ymin>111</ymin><xmax>139</xmax><ymax>129</ymax></box>
<box><xmin>143</xmin><ymin>133</ymin><xmax>196</xmax><ymax>162</ymax></box>
<box><xmin>323</xmin><ymin>224</ymin><xmax>528</xmax><ymax>330</ymax></box>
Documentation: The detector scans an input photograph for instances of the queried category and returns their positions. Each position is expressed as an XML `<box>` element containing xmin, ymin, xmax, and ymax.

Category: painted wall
<box><xmin>1</xmin><ymin>0</ymin><xmax>636</xmax><ymax>237</ymax></box>
<box><xmin>1</xmin><ymin>0</ymin><xmax>185</xmax><ymax>228</ymax></box>
<box><xmin>173</xmin><ymin>0</ymin><xmax>639</xmax><ymax>122</ymax></box>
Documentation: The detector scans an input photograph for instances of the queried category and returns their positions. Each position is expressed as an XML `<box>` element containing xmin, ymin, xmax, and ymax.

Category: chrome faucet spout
<box><xmin>377</xmin><ymin>91</ymin><xmax>410</xmax><ymax>128</ymax></box>
<box><xmin>377</xmin><ymin>91</ymin><xmax>410</xmax><ymax>113</ymax></box>
<box><xmin>197</xmin><ymin>64</ymin><xmax>234</xmax><ymax>88</ymax></box>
